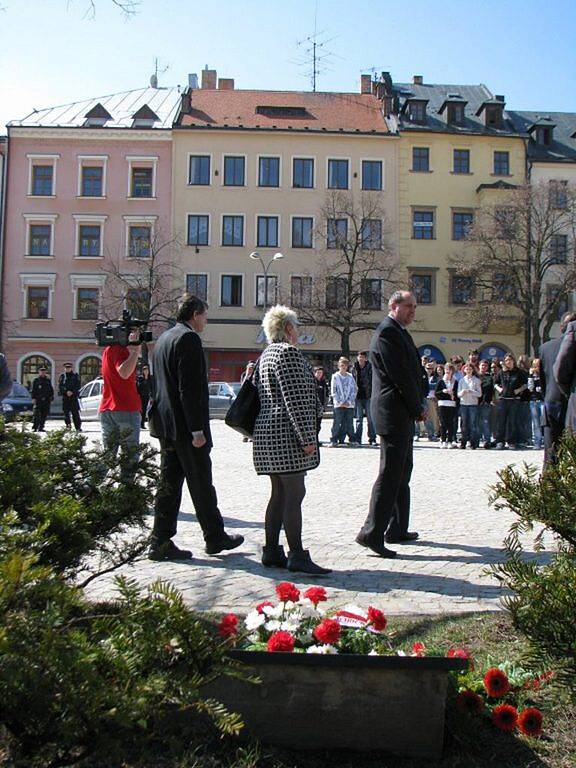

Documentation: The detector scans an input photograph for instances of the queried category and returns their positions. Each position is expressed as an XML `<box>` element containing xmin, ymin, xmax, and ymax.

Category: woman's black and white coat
<box><xmin>253</xmin><ymin>342</ymin><xmax>321</xmax><ymax>475</ymax></box>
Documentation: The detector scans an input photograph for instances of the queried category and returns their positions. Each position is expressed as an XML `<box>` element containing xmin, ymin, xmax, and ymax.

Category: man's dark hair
<box><xmin>358</xmin><ymin>351</ymin><xmax>368</xmax><ymax>356</ymax></box>
<box><xmin>560</xmin><ymin>312</ymin><xmax>576</xmax><ymax>333</ymax></box>
<box><xmin>314</xmin><ymin>366</ymin><xmax>324</xmax><ymax>373</ymax></box>
<box><xmin>176</xmin><ymin>294</ymin><xmax>209</xmax><ymax>323</ymax></box>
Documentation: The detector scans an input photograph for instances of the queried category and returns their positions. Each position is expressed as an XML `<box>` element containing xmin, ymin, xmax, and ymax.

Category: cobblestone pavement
<box><xmin>46</xmin><ymin>418</ymin><xmax>551</xmax><ymax>616</ymax></box>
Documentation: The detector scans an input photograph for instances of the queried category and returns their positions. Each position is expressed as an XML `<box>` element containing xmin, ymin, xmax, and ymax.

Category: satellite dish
<box><xmin>150</xmin><ymin>74</ymin><xmax>158</xmax><ymax>88</ymax></box>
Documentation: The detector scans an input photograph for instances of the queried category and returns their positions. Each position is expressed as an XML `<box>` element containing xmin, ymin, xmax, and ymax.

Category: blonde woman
<box><xmin>253</xmin><ymin>305</ymin><xmax>330</xmax><ymax>575</ymax></box>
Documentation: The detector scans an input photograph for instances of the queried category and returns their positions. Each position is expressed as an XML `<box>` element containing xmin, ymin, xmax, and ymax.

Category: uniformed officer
<box><xmin>31</xmin><ymin>367</ymin><xmax>54</xmax><ymax>431</ymax></box>
<box><xmin>58</xmin><ymin>362</ymin><xmax>82</xmax><ymax>431</ymax></box>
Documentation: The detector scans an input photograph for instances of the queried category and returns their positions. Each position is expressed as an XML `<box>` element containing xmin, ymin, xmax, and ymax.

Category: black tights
<box><xmin>265</xmin><ymin>473</ymin><xmax>306</xmax><ymax>553</ymax></box>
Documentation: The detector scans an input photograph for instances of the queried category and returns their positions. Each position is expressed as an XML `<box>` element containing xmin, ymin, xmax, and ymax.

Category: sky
<box><xmin>1</xmin><ymin>0</ymin><xmax>575</xmax><ymax>132</ymax></box>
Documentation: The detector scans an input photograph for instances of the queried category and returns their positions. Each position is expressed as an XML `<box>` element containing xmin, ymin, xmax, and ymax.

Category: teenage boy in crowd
<box><xmin>329</xmin><ymin>357</ymin><xmax>358</xmax><ymax>447</ymax></box>
<box><xmin>457</xmin><ymin>362</ymin><xmax>481</xmax><ymax>449</ymax></box>
<box><xmin>353</xmin><ymin>351</ymin><xmax>376</xmax><ymax>445</ymax></box>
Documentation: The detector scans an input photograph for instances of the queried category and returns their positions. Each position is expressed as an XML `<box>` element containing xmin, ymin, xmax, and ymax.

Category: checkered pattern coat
<box><xmin>253</xmin><ymin>342</ymin><xmax>321</xmax><ymax>475</ymax></box>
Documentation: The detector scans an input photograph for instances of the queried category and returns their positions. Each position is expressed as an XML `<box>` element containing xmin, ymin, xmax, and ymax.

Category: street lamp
<box><xmin>249</xmin><ymin>251</ymin><xmax>284</xmax><ymax>310</ymax></box>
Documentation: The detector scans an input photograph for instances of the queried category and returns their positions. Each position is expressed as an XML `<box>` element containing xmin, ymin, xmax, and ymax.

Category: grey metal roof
<box><xmin>8</xmin><ymin>86</ymin><xmax>181</xmax><ymax>129</ymax></box>
<box><xmin>507</xmin><ymin>111</ymin><xmax>576</xmax><ymax>162</ymax></box>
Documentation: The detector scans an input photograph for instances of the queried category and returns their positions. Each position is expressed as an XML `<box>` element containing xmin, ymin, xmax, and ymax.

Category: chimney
<box><xmin>201</xmin><ymin>67</ymin><xmax>217</xmax><ymax>89</ymax></box>
<box><xmin>413</xmin><ymin>75</ymin><xmax>423</xmax><ymax>85</ymax></box>
<box><xmin>382</xmin><ymin>95</ymin><xmax>394</xmax><ymax>117</ymax></box>
<box><xmin>495</xmin><ymin>94</ymin><xmax>505</xmax><ymax>102</ymax></box>
<box><xmin>218</xmin><ymin>78</ymin><xmax>235</xmax><ymax>91</ymax></box>
<box><xmin>360</xmin><ymin>74</ymin><xmax>372</xmax><ymax>94</ymax></box>
<box><xmin>180</xmin><ymin>91</ymin><xmax>191</xmax><ymax>114</ymax></box>
<box><xmin>188</xmin><ymin>73</ymin><xmax>199</xmax><ymax>89</ymax></box>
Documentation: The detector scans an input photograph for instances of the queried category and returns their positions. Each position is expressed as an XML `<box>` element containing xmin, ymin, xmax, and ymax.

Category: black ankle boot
<box><xmin>287</xmin><ymin>549</ymin><xmax>331</xmax><ymax>575</ymax></box>
<box><xmin>262</xmin><ymin>544</ymin><xmax>288</xmax><ymax>568</ymax></box>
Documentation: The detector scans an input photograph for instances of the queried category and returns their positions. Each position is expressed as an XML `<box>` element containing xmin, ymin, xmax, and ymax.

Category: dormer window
<box><xmin>536</xmin><ymin>127</ymin><xmax>551</xmax><ymax>146</ymax></box>
<box><xmin>401</xmin><ymin>97</ymin><xmax>428</xmax><ymax>125</ymax></box>
<box><xmin>528</xmin><ymin>118</ymin><xmax>556</xmax><ymax>146</ymax></box>
<box><xmin>476</xmin><ymin>99</ymin><xmax>505</xmax><ymax>129</ymax></box>
<box><xmin>438</xmin><ymin>95</ymin><xmax>468</xmax><ymax>127</ymax></box>
<box><xmin>131</xmin><ymin>104</ymin><xmax>160</xmax><ymax>129</ymax></box>
<box><xmin>83</xmin><ymin>103</ymin><xmax>112</xmax><ymax>128</ymax></box>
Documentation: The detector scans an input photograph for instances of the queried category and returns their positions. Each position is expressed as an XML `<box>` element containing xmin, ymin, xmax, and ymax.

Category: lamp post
<box><xmin>249</xmin><ymin>251</ymin><xmax>284</xmax><ymax>310</ymax></box>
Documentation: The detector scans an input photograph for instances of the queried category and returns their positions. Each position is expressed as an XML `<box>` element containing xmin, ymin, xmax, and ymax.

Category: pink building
<box><xmin>1</xmin><ymin>86</ymin><xmax>180</xmax><ymax>388</ymax></box>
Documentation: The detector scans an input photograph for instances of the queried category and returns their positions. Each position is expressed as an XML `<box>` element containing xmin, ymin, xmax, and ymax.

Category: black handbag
<box><xmin>225</xmin><ymin>365</ymin><xmax>260</xmax><ymax>437</ymax></box>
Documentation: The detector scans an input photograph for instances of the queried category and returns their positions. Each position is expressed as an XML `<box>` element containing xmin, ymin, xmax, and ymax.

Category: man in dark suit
<box><xmin>148</xmin><ymin>294</ymin><xmax>244</xmax><ymax>561</ymax></box>
<box><xmin>553</xmin><ymin>314</ymin><xmax>576</xmax><ymax>439</ymax></box>
<box><xmin>356</xmin><ymin>291</ymin><xmax>426</xmax><ymax>558</ymax></box>
<box><xmin>540</xmin><ymin>312</ymin><xmax>576</xmax><ymax>465</ymax></box>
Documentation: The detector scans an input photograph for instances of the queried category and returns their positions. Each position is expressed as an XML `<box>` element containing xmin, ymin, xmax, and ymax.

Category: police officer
<box><xmin>31</xmin><ymin>367</ymin><xmax>54</xmax><ymax>431</ymax></box>
<box><xmin>136</xmin><ymin>364</ymin><xmax>155</xmax><ymax>429</ymax></box>
<box><xmin>58</xmin><ymin>362</ymin><xmax>82</xmax><ymax>431</ymax></box>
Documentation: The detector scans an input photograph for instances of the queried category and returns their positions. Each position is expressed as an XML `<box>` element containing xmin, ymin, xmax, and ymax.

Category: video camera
<box><xmin>94</xmin><ymin>310</ymin><xmax>153</xmax><ymax>348</ymax></box>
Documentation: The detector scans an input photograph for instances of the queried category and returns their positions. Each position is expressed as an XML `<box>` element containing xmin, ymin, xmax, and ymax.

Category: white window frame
<box><xmin>77</xmin><ymin>155</ymin><xmax>108</xmax><ymax>198</ymax></box>
<box><xmin>220</xmin><ymin>213</ymin><xmax>245</xmax><ymax>247</ymax></box>
<box><xmin>290</xmin><ymin>214</ymin><xmax>315</xmax><ymax>249</ymax></box>
<box><xmin>23</xmin><ymin>213</ymin><xmax>58</xmax><ymax>258</ymax></box>
<box><xmin>221</xmin><ymin>153</ymin><xmax>247</xmax><ymax>188</ymax></box>
<box><xmin>73</xmin><ymin>214</ymin><xmax>108</xmax><ymax>258</ymax></box>
<box><xmin>256</xmin><ymin>154</ymin><xmax>282</xmax><ymax>189</ymax></box>
<box><xmin>76</xmin><ymin>352</ymin><xmax>103</xmax><ymax>378</ymax></box>
<box><xmin>18</xmin><ymin>351</ymin><xmax>56</xmax><ymax>385</ymax></box>
<box><xmin>326</xmin><ymin>156</ymin><xmax>351</xmax><ymax>190</ymax></box>
<box><xmin>291</xmin><ymin>155</ymin><xmax>316</xmax><ymax>189</ymax></box>
<box><xmin>219</xmin><ymin>272</ymin><xmax>245</xmax><ymax>307</ymax></box>
<box><xmin>27</xmin><ymin>153</ymin><xmax>59</xmax><ymax>197</ymax></box>
<box><xmin>69</xmin><ymin>273</ymin><xmax>106</xmax><ymax>320</ymax></box>
<box><xmin>185</xmin><ymin>272</ymin><xmax>210</xmax><ymax>302</ymax></box>
<box><xmin>187</xmin><ymin>153</ymin><xmax>212</xmax><ymax>186</ymax></box>
<box><xmin>19</xmin><ymin>272</ymin><xmax>56</xmax><ymax>320</ymax></box>
<box><xmin>122</xmin><ymin>215</ymin><xmax>157</xmax><ymax>259</ymax></box>
<box><xmin>360</xmin><ymin>157</ymin><xmax>385</xmax><ymax>191</ymax></box>
<box><xmin>254</xmin><ymin>273</ymin><xmax>279</xmax><ymax>308</ymax></box>
<box><xmin>126</xmin><ymin>155</ymin><xmax>158</xmax><ymax>199</ymax></box>
<box><xmin>254</xmin><ymin>214</ymin><xmax>281</xmax><ymax>249</ymax></box>
<box><xmin>186</xmin><ymin>212</ymin><xmax>211</xmax><ymax>247</ymax></box>
<box><xmin>289</xmin><ymin>274</ymin><xmax>314</xmax><ymax>308</ymax></box>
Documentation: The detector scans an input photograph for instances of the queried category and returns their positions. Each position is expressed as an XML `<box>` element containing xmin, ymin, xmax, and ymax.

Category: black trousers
<box><xmin>543</xmin><ymin>401</ymin><xmax>565</xmax><ymax>467</ymax></box>
<box><xmin>152</xmin><ymin>438</ymin><xmax>225</xmax><ymax>544</ymax></box>
<box><xmin>438</xmin><ymin>407</ymin><xmax>457</xmax><ymax>443</ymax></box>
<box><xmin>496</xmin><ymin>399</ymin><xmax>519</xmax><ymax>444</ymax></box>
<box><xmin>357</xmin><ymin>432</ymin><xmax>413</xmax><ymax>545</ymax></box>
<box><xmin>32</xmin><ymin>400</ymin><xmax>51</xmax><ymax>430</ymax></box>
<box><xmin>63</xmin><ymin>396</ymin><xmax>82</xmax><ymax>430</ymax></box>
<box><xmin>140</xmin><ymin>396</ymin><xmax>150</xmax><ymax>427</ymax></box>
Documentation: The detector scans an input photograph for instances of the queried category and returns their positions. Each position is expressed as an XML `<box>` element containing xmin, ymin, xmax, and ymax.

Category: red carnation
<box><xmin>304</xmin><ymin>586</ymin><xmax>327</xmax><ymax>606</ymax></box>
<box><xmin>218</xmin><ymin>613</ymin><xmax>239</xmax><ymax>638</ymax></box>
<box><xmin>456</xmin><ymin>689</ymin><xmax>484</xmax><ymax>715</ymax></box>
<box><xmin>366</xmin><ymin>607</ymin><xmax>387</xmax><ymax>631</ymax></box>
<box><xmin>275</xmin><ymin>582</ymin><xmax>300</xmax><ymax>603</ymax></box>
<box><xmin>484</xmin><ymin>667</ymin><xmax>511</xmax><ymax>698</ymax></box>
<box><xmin>267</xmin><ymin>631</ymin><xmax>295</xmax><ymax>653</ymax></box>
<box><xmin>518</xmin><ymin>707</ymin><xmax>543</xmax><ymax>737</ymax></box>
<box><xmin>256</xmin><ymin>601</ymin><xmax>274</xmax><ymax>615</ymax></box>
<box><xmin>447</xmin><ymin>648</ymin><xmax>474</xmax><ymax>669</ymax></box>
<box><xmin>313</xmin><ymin>619</ymin><xmax>341</xmax><ymax>645</ymax></box>
<box><xmin>412</xmin><ymin>642</ymin><xmax>426</xmax><ymax>657</ymax></box>
<box><xmin>492</xmin><ymin>703</ymin><xmax>518</xmax><ymax>732</ymax></box>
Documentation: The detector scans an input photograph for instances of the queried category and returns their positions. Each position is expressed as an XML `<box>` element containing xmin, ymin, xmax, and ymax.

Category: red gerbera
<box><xmin>218</xmin><ymin>613</ymin><xmax>239</xmax><ymax>638</ymax></box>
<box><xmin>492</xmin><ymin>703</ymin><xmax>518</xmax><ymax>732</ymax></box>
<box><xmin>275</xmin><ymin>582</ymin><xmax>300</xmax><ymax>603</ymax></box>
<box><xmin>267</xmin><ymin>630</ymin><xmax>295</xmax><ymax>653</ymax></box>
<box><xmin>304</xmin><ymin>586</ymin><xmax>327</xmax><ymax>606</ymax></box>
<box><xmin>412</xmin><ymin>642</ymin><xmax>426</xmax><ymax>657</ymax></box>
<box><xmin>456</xmin><ymin>689</ymin><xmax>484</xmax><ymax>715</ymax></box>
<box><xmin>313</xmin><ymin>619</ymin><xmax>341</xmax><ymax>645</ymax></box>
<box><xmin>484</xmin><ymin>667</ymin><xmax>511</xmax><ymax>698</ymax></box>
<box><xmin>256</xmin><ymin>600</ymin><xmax>274</xmax><ymax>615</ymax></box>
<box><xmin>518</xmin><ymin>707</ymin><xmax>543</xmax><ymax>737</ymax></box>
<box><xmin>366</xmin><ymin>607</ymin><xmax>387</xmax><ymax>631</ymax></box>
<box><xmin>447</xmin><ymin>647</ymin><xmax>474</xmax><ymax>669</ymax></box>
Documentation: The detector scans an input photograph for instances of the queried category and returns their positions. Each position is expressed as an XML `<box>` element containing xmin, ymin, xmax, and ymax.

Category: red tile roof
<box><xmin>178</xmin><ymin>89</ymin><xmax>390</xmax><ymax>134</ymax></box>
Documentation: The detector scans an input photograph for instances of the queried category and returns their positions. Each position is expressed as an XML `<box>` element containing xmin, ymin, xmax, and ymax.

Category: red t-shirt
<box><xmin>99</xmin><ymin>345</ymin><xmax>141</xmax><ymax>413</ymax></box>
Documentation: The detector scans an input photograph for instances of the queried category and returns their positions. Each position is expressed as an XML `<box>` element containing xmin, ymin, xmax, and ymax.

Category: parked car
<box><xmin>78</xmin><ymin>378</ymin><xmax>104</xmax><ymax>421</ymax></box>
<box><xmin>230</xmin><ymin>382</ymin><xmax>243</xmax><ymax>395</ymax></box>
<box><xmin>208</xmin><ymin>381</ymin><xmax>236</xmax><ymax>416</ymax></box>
<box><xmin>1</xmin><ymin>381</ymin><xmax>34</xmax><ymax>421</ymax></box>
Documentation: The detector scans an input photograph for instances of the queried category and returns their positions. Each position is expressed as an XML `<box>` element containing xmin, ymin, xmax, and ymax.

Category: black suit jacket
<box><xmin>369</xmin><ymin>316</ymin><xmax>426</xmax><ymax>436</ymax></box>
<box><xmin>553</xmin><ymin>321</ymin><xmax>576</xmax><ymax>430</ymax></box>
<box><xmin>150</xmin><ymin>322</ymin><xmax>212</xmax><ymax>445</ymax></box>
<box><xmin>539</xmin><ymin>335</ymin><xmax>565</xmax><ymax>406</ymax></box>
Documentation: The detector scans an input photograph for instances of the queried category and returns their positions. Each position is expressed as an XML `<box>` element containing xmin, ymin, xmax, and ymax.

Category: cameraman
<box><xmin>98</xmin><ymin>328</ymin><xmax>142</xmax><ymax>481</ymax></box>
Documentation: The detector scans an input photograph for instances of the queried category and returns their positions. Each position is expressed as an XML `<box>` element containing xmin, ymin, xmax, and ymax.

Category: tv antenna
<box><xmin>290</xmin><ymin>2</ymin><xmax>341</xmax><ymax>91</ymax></box>
<box><xmin>150</xmin><ymin>57</ymin><xmax>170</xmax><ymax>89</ymax></box>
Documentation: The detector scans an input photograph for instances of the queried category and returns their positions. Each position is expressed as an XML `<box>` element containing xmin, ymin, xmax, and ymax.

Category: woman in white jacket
<box><xmin>457</xmin><ymin>363</ymin><xmax>482</xmax><ymax>449</ymax></box>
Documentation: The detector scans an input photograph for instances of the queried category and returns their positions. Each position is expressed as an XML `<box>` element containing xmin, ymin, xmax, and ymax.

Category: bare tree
<box><xmin>70</xmin><ymin>0</ymin><xmax>140</xmax><ymax>19</ymax></box>
<box><xmin>293</xmin><ymin>191</ymin><xmax>399</xmax><ymax>357</ymax></box>
<box><xmin>449</xmin><ymin>182</ymin><xmax>576</xmax><ymax>356</ymax></box>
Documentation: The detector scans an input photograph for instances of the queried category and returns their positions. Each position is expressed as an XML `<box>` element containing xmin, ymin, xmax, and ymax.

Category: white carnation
<box><xmin>306</xmin><ymin>644</ymin><xmax>338</xmax><ymax>655</ymax></box>
<box><xmin>245</xmin><ymin>610</ymin><xmax>266</xmax><ymax>631</ymax></box>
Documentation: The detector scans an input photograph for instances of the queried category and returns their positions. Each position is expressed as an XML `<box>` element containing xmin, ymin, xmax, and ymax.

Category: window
<box><xmin>131</xmin><ymin>167</ymin><xmax>153</xmax><ymax>198</ymax></box>
<box><xmin>451</xmin><ymin>275</ymin><xmax>474</xmax><ymax>305</ymax></box>
<box><xmin>326</xmin><ymin>277</ymin><xmax>347</xmax><ymax>309</ymax></box>
<box><xmin>256</xmin><ymin>275</ymin><xmax>278</xmax><ymax>307</ymax></box>
<box><xmin>408</xmin><ymin>101</ymin><xmax>426</xmax><ymax>123</ymax></box>
<box><xmin>412</xmin><ymin>147</ymin><xmax>430</xmax><ymax>172</ymax></box>
<box><xmin>362</xmin><ymin>161</ymin><xmax>382</xmax><ymax>190</ymax></box>
<box><xmin>293</xmin><ymin>158</ymin><xmax>314</xmax><ymax>188</ymax></box>
<box><xmin>452</xmin><ymin>211</ymin><xmax>474</xmax><ymax>240</ymax></box>
<box><xmin>31</xmin><ymin>165</ymin><xmax>53</xmax><ymax>196</ymax></box>
<box><xmin>222</xmin><ymin>215</ymin><xmax>244</xmax><ymax>246</ymax></box>
<box><xmin>492</xmin><ymin>272</ymin><xmax>516</xmax><ymax>303</ymax></box>
<box><xmin>327</xmin><ymin>218</ymin><xmax>348</xmax><ymax>248</ymax></box>
<box><xmin>258</xmin><ymin>157</ymin><xmax>280</xmax><ymax>187</ymax></box>
<box><xmin>76</xmin><ymin>287</ymin><xmax>99</xmax><ymax>320</ymax></box>
<box><xmin>493</xmin><ymin>151</ymin><xmax>510</xmax><ymax>175</ymax></box>
<box><xmin>291</xmin><ymin>276</ymin><xmax>312</xmax><ymax>308</ymax></box>
<box><xmin>361</xmin><ymin>219</ymin><xmax>382</xmax><ymax>250</ymax></box>
<box><xmin>292</xmin><ymin>217</ymin><xmax>313</xmax><ymax>248</ymax></box>
<box><xmin>550</xmin><ymin>180</ymin><xmax>568</xmax><ymax>209</ymax></box>
<box><xmin>79</xmin><ymin>356</ymin><xmax>101</xmax><ymax>384</ymax></box>
<box><xmin>189</xmin><ymin>155</ymin><xmax>211</xmax><ymax>185</ymax></box>
<box><xmin>126</xmin><ymin>289</ymin><xmax>150</xmax><ymax>318</ymax></box>
<box><xmin>495</xmin><ymin>207</ymin><xmax>516</xmax><ymax>239</ymax></box>
<box><xmin>29</xmin><ymin>225</ymin><xmax>51</xmax><ymax>256</ymax></box>
<box><xmin>410</xmin><ymin>273</ymin><xmax>434</xmax><ymax>305</ymax></box>
<box><xmin>221</xmin><ymin>275</ymin><xmax>243</xmax><ymax>307</ymax></box>
<box><xmin>412</xmin><ymin>210</ymin><xmax>434</xmax><ymax>239</ymax></box>
<box><xmin>361</xmin><ymin>278</ymin><xmax>382</xmax><ymax>310</ymax></box>
<box><xmin>81</xmin><ymin>166</ymin><xmax>103</xmax><ymax>197</ymax></box>
<box><xmin>78</xmin><ymin>225</ymin><xmax>101</xmax><ymax>257</ymax></box>
<box><xmin>328</xmin><ymin>159</ymin><xmax>349</xmax><ymax>189</ymax></box>
<box><xmin>257</xmin><ymin>216</ymin><xmax>279</xmax><ymax>248</ymax></box>
<box><xmin>223</xmin><ymin>156</ymin><xmax>245</xmax><ymax>186</ymax></box>
<box><xmin>26</xmin><ymin>287</ymin><xmax>50</xmax><ymax>319</ymax></box>
<box><xmin>129</xmin><ymin>225</ymin><xmax>151</xmax><ymax>258</ymax></box>
<box><xmin>453</xmin><ymin>149</ymin><xmax>470</xmax><ymax>174</ymax></box>
<box><xmin>21</xmin><ymin>355</ymin><xmax>52</xmax><ymax>388</ymax></box>
<box><xmin>187</xmin><ymin>215</ymin><xmax>209</xmax><ymax>246</ymax></box>
<box><xmin>535</xmin><ymin>127</ymin><xmax>551</xmax><ymax>146</ymax></box>
<box><xmin>186</xmin><ymin>274</ymin><xmax>208</xmax><ymax>301</ymax></box>
<box><xmin>547</xmin><ymin>285</ymin><xmax>569</xmax><ymax>321</ymax></box>
<box><xmin>447</xmin><ymin>104</ymin><xmax>465</xmax><ymax>125</ymax></box>
<box><xmin>550</xmin><ymin>235</ymin><xmax>568</xmax><ymax>264</ymax></box>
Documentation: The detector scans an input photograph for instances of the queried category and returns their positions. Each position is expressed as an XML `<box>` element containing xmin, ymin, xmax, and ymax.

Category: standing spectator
<box><xmin>528</xmin><ymin>359</ymin><xmax>544</xmax><ymax>450</ymax></box>
<box><xmin>313</xmin><ymin>366</ymin><xmax>329</xmax><ymax>442</ymax></box>
<box><xmin>58</xmin><ymin>363</ymin><xmax>82</xmax><ymax>432</ymax></box>
<box><xmin>240</xmin><ymin>360</ymin><xmax>256</xmax><ymax>384</ymax></box>
<box><xmin>353</xmin><ymin>351</ymin><xmax>376</xmax><ymax>445</ymax></box>
<box><xmin>457</xmin><ymin>362</ymin><xmax>482</xmax><ymax>449</ymax></box>
<box><xmin>553</xmin><ymin>317</ymin><xmax>576</xmax><ymax>434</ymax></box>
<box><xmin>517</xmin><ymin>354</ymin><xmax>533</xmax><ymax>446</ymax></box>
<box><xmin>436</xmin><ymin>363</ymin><xmax>459</xmax><ymax>448</ymax></box>
<box><xmin>490</xmin><ymin>359</ymin><xmax>503</xmax><ymax>440</ymax></box>
<box><xmin>494</xmin><ymin>354</ymin><xmax>528</xmax><ymax>449</ymax></box>
<box><xmin>0</xmin><ymin>353</ymin><xmax>11</xmax><ymax>401</ymax></box>
<box><xmin>451</xmin><ymin>356</ymin><xmax>465</xmax><ymax>381</ymax></box>
<box><xmin>467</xmin><ymin>348</ymin><xmax>480</xmax><ymax>374</ymax></box>
<box><xmin>136</xmin><ymin>364</ymin><xmax>155</xmax><ymax>429</ymax></box>
<box><xmin>356</xmin><ymin>291</ymin><xmax>425</xmax><ymax>558</ymax></box>
<box><xmin>31</xmin><ymin>367</ymin><xmax>54</xmax><ymax>432</ymax></box>
<box><xmin>478</xmin><ymin>359</ymin><xmax>495</xmax><ymax>448</ymax></box>
<box><xmin>329</xmin><ymin>357</ymin><xmax>357</xmax><ymax>447</ymax></box>
<box><xmin>423</xmin><ymin>361</ymin><xmax>439</xmax><ymax>440</ymax></box>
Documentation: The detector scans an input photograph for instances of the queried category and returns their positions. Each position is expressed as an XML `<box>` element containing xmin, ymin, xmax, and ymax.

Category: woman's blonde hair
<box><xmin>262</xmin><ymin>304</ymin><xmax>299</xmax><ymax>343</ymax></box>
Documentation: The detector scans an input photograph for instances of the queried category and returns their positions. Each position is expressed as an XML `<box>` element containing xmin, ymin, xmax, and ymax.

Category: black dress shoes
<box><xmin>148</xmin><ymin>539</ymin><xmax>193</xmax><ymax>561</ymax></box>
<box><xmin>205</xmin><ymin>532</ymin><xmax>244</xmax><ymax>555</ymax></box>
<box><xmin>287</xmin><ymin>549</ymin><xmax>332</xmax><ymax>575</ymax></box>
<box><xmin>355</xmin><ymin>535</ymin><xmax>397</xmax><ymax>558</ymax></box>
<box><xmin>262</xmin><ymin>544</ymin><xmax>288</xmax><ymax>568</ymax></box>
<box><xmin>385</xmin><ymin>531</ymin><xmax>419</xmax><ymax>544</ymax></box>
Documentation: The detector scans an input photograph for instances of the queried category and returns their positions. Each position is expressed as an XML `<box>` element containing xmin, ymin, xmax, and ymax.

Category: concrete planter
<box><xmin>207</xmin><ymin>650</ymin><xmax>467</xmax><ymax>759</ymax></box>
